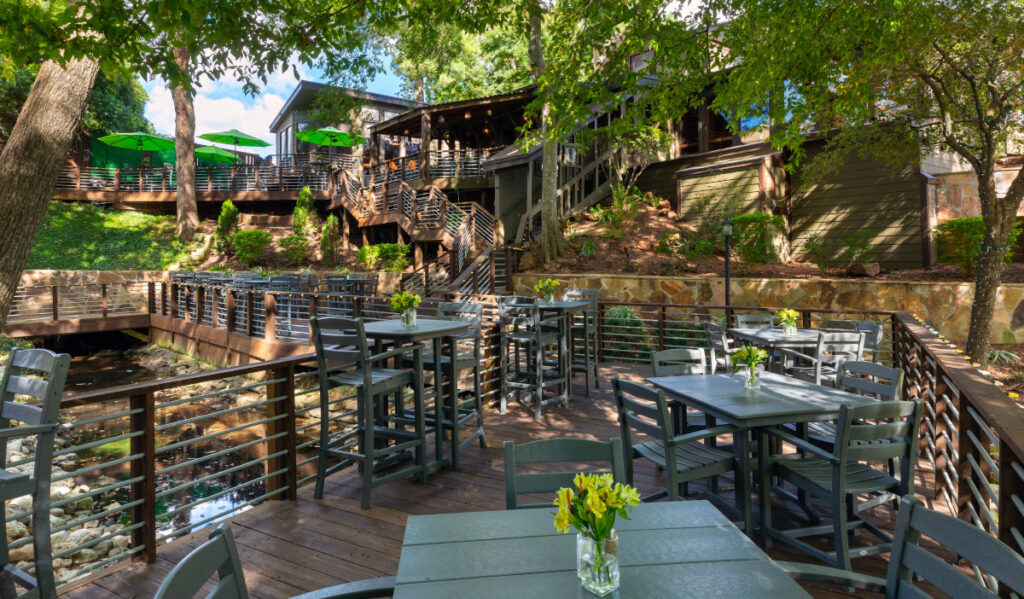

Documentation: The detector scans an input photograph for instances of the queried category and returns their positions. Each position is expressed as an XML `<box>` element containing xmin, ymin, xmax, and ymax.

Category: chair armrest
<box><xmin>0</xmin><ymin>424</ymin><xmax>58</xmax><ymax>439</ymax></box>
<box><xmin>288</xmin><ymin>576</ymin><xmax>397</xmax><ymax>599</ymax></box>
<box><xmin>367</xmin><ymin>344</ymin><xmax>424</xmax><ymax>364</ymax></box>
<box><xmin>668</xmin><ymin>425</ymin><xmax>736</xmax><ymax>446</ymax></box>
<box><xmin>764</xmin><ymin>427</ymin><xmax>836</xmax><ymax>461</ymax></box>
<box><xmin>776</xmin><ymin>561</ymin><xmax>886</xmax><ymax>592</ymax></box>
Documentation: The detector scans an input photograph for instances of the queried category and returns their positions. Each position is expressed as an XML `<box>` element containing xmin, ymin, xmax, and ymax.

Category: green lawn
<box><xmin>27</xmin><ymin>201</ymin><xmax>189</xmax><ymax>270</ymax></box>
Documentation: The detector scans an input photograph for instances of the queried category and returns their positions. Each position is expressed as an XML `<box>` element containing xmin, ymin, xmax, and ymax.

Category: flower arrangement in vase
<box><xmin>533</xmin><ymin>278</ymin><xmax>561</xmax><ymax>302</ymax></box>
<box><xmin>390</xmin><ymin>291</ymin><xmax>421</xmax><ymax>326</ymax></box>
<box><xmin>777</xmin><ymin>308</ymin><xmax>800</xmax><ymax>335</ymax></box>
<box><xmin>553</xmin><ymin>473</ymin><xmax>641</xmax><ymax>596</ymax></box>
<box><xmin>732</xmin><ymin>344</ymin><xmax>769</xmax><ymax>390</ymax></box>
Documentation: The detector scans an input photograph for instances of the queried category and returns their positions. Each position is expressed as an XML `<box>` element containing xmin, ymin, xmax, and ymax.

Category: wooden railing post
<box><xmin>657</xmin><ymin>306</ymin><xmax>666</xmax><ymax>351</ymax></box>
<box><xmin>195</xmin><ymin>285</ymin><xmax>205</xmax><ymax>323</ymax></box>
<box><xmin>225</xmin><ymin>291</ymin><xmax>237</xmax><ymax>333</ymax></box>
<box><xmin>246</xmin><ymin>292</ymin><xmax>255</xmax><ymax>336</ymax></box>
<box><xmin>101</xmin><ymin>283</ymin><xmax>109</xmax><ymax>318</ymax></box>
<box><xmin>51</xmin><ymin>286</ymin><xmax>59</xmax><ymax>321</ymax></box>
<box><xmin>800</xmin><ymin>309</ymin><xmax>812</xmax><ymax>329</ymax></box>
<box><xmin>114</xmin><ymin>168</ymin><xmax>121</xmax><ymax>192</ymax></box>
<box><xmin>267</xmin><ymin>365</ymin><xmax>298</xmax><ymax>500</ymax></box>
<box><xmin>597</xmin><ymin>302</ymin><xmax>606</xmax><ymax>362</ymax></box>
<box><xmin>265</xmin><ymin>293</ymin><xmax>277</xmax><ymax>341</ymax></box>
<box><xmin>129</xmin><ymin>391</ymin><xmax>157</xmax><ymax>563</ymax></box>
<box><xmin>160</xmin><ymin>282</ymin><xmax>168</xmax><ymax>316</ymax></box>
<box><xmin>997</xmin><ymin>442</ymin><xmax>1024</xmax><ymax>567</ymax></box>
<box><xmin>210</xmin><ymin>286</ymin><xmax>220</xmax><ymax>327</ymax></box>
<box><xmin>170</xmin><ymin>283</ymin><xmax>179</xmax><ymax>318</ymax></box>
<box><xmin>147</xmin><ymin>281</ymin><xmax>155</xmax><ymax>314</ymax></box>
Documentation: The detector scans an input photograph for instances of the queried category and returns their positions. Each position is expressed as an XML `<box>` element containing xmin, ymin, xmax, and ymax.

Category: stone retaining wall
<box><xmin>19</xmin><ymin>270</ymin><xmax>167</xmax><ymax>288</ymax></box>
<box><xmin>513</xmin><ymin>273</ymin><xmax>1024</xmax><ymax>343</ymax></box>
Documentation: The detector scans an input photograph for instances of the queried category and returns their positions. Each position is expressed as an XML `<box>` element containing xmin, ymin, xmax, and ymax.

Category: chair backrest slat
<box><xmin>154</xmin><ymin>524</ymin><xmax>249</xmax><ymax>599</ymax></box>
<box><xmin>1</xmin><ymin>402</ymin><xmax>44</xmax><ymax>426</ymax></box>
<box><xmin>438</xmin><ymin>301</ymin><xmax>483</xmax><ymax>340</ymax></box>
<box><xmin>0</xmin><ymin>348</ymin><xmax>70</xmax><ymax>427</ymax></box>
<box><xmin>5</xmin><ymin>375</ymin><xmax>49</xmax><ymax>401</ymax></box>
<box><xmin>835</xmin><ymin>400</ymin><xmax>920</xmax><ymax>465</ymax></box>
<box><xmin>564</xmin><ymin>288</ymin><xmax>598</xmax><ymax>312</ymax></box>
<box><xmin>735</xmin><ymin>313</ymin><xmax>774</xmax><ymax>329</ymax></box>
<box><xmin>611</xmin><ymin>377</ymin><xmax>675</xmax><ymax>455</ymax></box>
<box><xmin>885</xmin><ymin>495</ymin><xmax>1024</xmax><ymax>598</ymax></box>
<box><xmin>503</xmin><ymin>438</ymin><xmax>625</xmax><ymax>509</ymax></box>
<box><xmin>651</xmin><ymin>348</ymin><xmax>707</xmax><ymax>377</ymax></box>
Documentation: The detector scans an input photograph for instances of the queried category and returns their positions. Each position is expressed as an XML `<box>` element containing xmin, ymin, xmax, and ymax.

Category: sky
<box><xmin>141</xmin><ymin>64</ymin><xmax>405</xmax><ymax>148</ymax></box>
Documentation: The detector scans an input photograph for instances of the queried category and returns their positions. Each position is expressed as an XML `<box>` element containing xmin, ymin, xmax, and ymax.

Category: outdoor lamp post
<box><xmin>722</xmin><ymin>219</ymin><xmax>734</xmax><ymax>307</ymax></box>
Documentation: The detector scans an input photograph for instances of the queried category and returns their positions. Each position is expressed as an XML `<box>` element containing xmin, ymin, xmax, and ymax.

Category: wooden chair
<box><xmin>0</xmin><ymin>348</ymin><xmax>71</xmax><ymax>599</ymax></box>
<box><xmin>612</xmin><ymin>376</ymin><xmax>740</xmax><ymax>517</ymax></box>
<box><xmin>734</xmin><ymin>313</ymin><xmax>774</xmax><ymax>329</ymax></box>
<box><xmin>564</xmin><ymin>288</ymin><xmax>599</xmax><ymax>395</ymax></box>
<box><xmin>310</xmin><ymin>316</ymin><xmax>427</xmax><ymax>509</ymax></box>
<box><xmin>779</xmin><ymin>495</ymin><xmax>1024</xmax><ymax>598</ymax></box>
<box><xmin>704</xmin><ymin>321</ymin><xmax>736</xmax><ymax>374</ymax></box>
<box><xmin>497</xmin><ymin>296</ymin><xmax>567</xmax><ymax>418</ymax></box>
<box><xmin>855</xmin><ymin>321</ymin><xmax>885</xmax><ymax>362</ymax></box>
<box><xmin>759</xmin><ymin>399</ymin><xmax>922</xmax><ymax>571</ymax></box>
<box><xmin>154</xmin><ymin>524</ymin><xmax>248</xmax><ymax>599</ymax></box>
<box><xmin>503</xmin><ymin>438</ymin><xmax>625</xmax><ymax>509</ymax></box>
<box><xmin>416</xmin><ymin>301</ymin><xmax>486</xmax><ymax>469</ymax></box>
<box><xmin>780</xmin><ymin>331</ymin><xmax>865</xmax><ymax>386</ymax></box>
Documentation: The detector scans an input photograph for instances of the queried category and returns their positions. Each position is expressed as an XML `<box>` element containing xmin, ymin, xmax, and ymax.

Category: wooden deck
<box><xmin>63</xmin><ymin>363</ymin><xmax>949</xmax><ymax>599</ymax></box>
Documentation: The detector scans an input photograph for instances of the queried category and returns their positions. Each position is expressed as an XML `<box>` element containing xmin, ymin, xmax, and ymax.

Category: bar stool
<box><xmin>498</xmin><ymin>296</ymin><xmax>568</xmax><ymax>418</ymax></box>
<box><xmin>564</xmin><ymin>288</ymin><xmax>599</xmax><ymax>395</ymax></box>
<box><xmin>310</xmin><ymin>316</ymin><xmax>428</xmax><ymax>509</ymax></box>
<box><xmin>415</xmin><ymin>302</ymin><xmax>486</xmax><ymax>469</ymax></box>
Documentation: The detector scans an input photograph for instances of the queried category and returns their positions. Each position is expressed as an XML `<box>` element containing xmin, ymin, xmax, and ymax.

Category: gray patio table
<box><xmin>363</xmin><ymin>317</ymin><xmax>470</xmax><ymax>469</ymax></box>
<box><xmin>729</xmin><ymin>327</ymin><xmax>820</xmax><ymax>370</ymax></box>
<box><xmin>539</xmin><ymin>299</ymin><xmax>592</xmax><ymax>402</ymax></box>
<box><xmin>645</xmin><ymin>372</ymin><xmax>876</xmax><ymax>538</ymax></box>
<box><xmin>393</xmin><ymin>500</ymin><xmax>811</xmax><ymax>598</ymax></box>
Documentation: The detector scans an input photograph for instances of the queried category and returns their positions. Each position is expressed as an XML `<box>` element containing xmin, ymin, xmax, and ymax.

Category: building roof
<box><xmin>372</xmin><ymin>86</ymin><xmax>536</xmax><ymax>139</ymax></box>
<box><xmin>268</xmin><ymin>81</ymin><xmax>425</xmax><ymax>132</ymax></box>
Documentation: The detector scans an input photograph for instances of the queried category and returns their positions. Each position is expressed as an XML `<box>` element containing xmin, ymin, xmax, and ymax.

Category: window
<box><xmin>361</xmin><ymin>107</ymin><xmax>380</xmax><ymax>123</ymax></box>
<box><xmin>382</xmin><ymin>110</ymin><xmax>400</xmax><ymax>121</ymax></box>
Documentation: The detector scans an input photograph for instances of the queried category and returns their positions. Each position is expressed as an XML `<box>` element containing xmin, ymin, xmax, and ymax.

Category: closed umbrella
<box><xmin>195</xmin><ymin>146</ymin><xmax>241</xmax><ymax>164</ymax></box>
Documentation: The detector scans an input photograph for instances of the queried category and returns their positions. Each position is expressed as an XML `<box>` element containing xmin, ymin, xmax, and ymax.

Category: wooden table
<box><xmin>538</xmin><ymin>299</ymin><xmax>592</xmax><ymax>403</ymax></box>
<box><xmin>363</xmin><ymin>317</ymin><xmax>471</xmax><ymax>468</ymax></box>
<box><xmin>645</xmin><ymin>373</ymin><xmax>876</xmax><ymax>535</ymax></box>
<box><xmin>393</xmin><ymin>501</ymin><xmax>810</xmax><ymax>598</ymax></box>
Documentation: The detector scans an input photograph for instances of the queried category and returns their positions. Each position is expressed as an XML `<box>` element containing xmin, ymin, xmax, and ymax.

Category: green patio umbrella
<box><xmin>198</xmin><ymin>128</ymin><xmax>270</xmax><ymax>150</ymax></box>
<box><xmin>295</xmin><ymin>126</ymin><xmax>364</xmax><ymax>147</ymax></box>
<box><xmin>98</xmin><ymin>132</ymin><xmax>175</xmax><ymax>151</ymax></box>
<box><xmin>194</xmin><ymin>145</ymin><xmax>241</xmax><ymax>164</ymax></box>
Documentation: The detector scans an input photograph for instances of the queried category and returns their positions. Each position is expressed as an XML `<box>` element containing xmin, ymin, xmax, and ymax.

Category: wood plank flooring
<box><xmin>64</xmin><ymin>363</ymin><xmax>950</xmax><ymax>599</ymax></box>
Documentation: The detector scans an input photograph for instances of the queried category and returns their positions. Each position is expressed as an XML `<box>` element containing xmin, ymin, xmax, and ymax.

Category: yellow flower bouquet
<box><xmin>553</xmin><ymin>473</ymin><xmax>640</xmax><ymax>596</ymax></box>
<box><xmin>777</xmin><ymin>308</ymin><xmax>800</xmax><ymax>334</ymax></box>
<box><xmin>533</xmin><ymin>278</ymin><xmax>561</xmax><ymax>301</ymax></box>
<box><xmin>390</xmin><ymin>291</ymin><xmax>421</xmax><ymax>326</ymax></box>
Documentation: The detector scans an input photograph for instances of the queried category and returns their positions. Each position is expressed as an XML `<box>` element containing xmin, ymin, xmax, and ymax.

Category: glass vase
<box><xmin>783</xmin><ymin>322</ymin><xmax>798</xmax><ymax>335</ymax></box>
<box><xmin>577</xmin><ymin>530</ymin><xmax>619</xmax><ymax>596</ymax></box>
<box><xmin>401</xmin><ymin>308</ymin><xmax>417</xmax><ymax>326</ymax></box>
<box><xmin>744</xmin><ymin>364</ymin><xmax>764</xmax><ymax>390</ymax></box>
<box><xmin>544</xmin><ymin>291</ymin><xmax>555</xmax><ymax>303</ymax></box>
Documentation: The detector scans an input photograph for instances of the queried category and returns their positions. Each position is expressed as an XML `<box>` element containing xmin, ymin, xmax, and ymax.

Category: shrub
<box><xmin>933</xmin><ymin>217</ymin><xmax>1021</xmax><ymax>275</ymax></box>
<box><xmin>320</xmin><ymin>214</ymin><xmax>340</xmax><ymax>266</ymax></box>
<box><xmin>215</xmin><ymin>200</ymin><xmax>239</xmax><ymax>253</ymax></box>
<box><xmin>356</xmin><ymin>242</ymin><xmax>409</xmax><ymax>271</ymax></box>
<box><xmin>692</xmin><ymin>192</ymin><xmax>745</xmax><ymax>246</ymax></box>
<box><xmin>604</xmin><ymin>305</ymin><xmax>654</xmax><ymax>360</ymax></box>
<box><xmin>802</xmin><ymin>234</ymin><xmax>834</xmax><ymax>273</ymax></box>
<box><xmin>731</xmin><ymin>212</ymin><xmax>786</xmax><ymax>267</ymax></box>
<box><xmin>657</xmin><ymin>230</ymin><xmax>715</xmax><ymax>271</ymax></box>
<box><xmin>293</xmin><ymin>185</ymin><xmax>317</xmax><ymax>235</ymax></box>
<box><xmin>231</xmin><ymin>230</ymin><xmax>272</xmax><ymax>267</ymax></box>
<box><xmin>838</xmin><ymin>230</ymin><xmax>877</xmax><ymax>268</ymax></box>
<box><xmin>279</xmin><ymin>235</ymin><xmax>310</xmax><ymax>266</ymax></box>
<box><xmin>580</xmin><ymin>239</ymin><xmax>596</xmax><ymax>259</ymax></box>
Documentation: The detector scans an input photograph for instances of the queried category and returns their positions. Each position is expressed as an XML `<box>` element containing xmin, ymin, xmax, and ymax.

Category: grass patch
<box><xmin>27</xmin><ymin>202</ymin><xmax>189</xmax><ymax>270</ymax></box>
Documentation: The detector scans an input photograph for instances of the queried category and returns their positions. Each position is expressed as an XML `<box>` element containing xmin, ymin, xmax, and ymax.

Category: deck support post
<box><xmin>267</xmin><ymin>364</ymin><xmax>298</xmax><ymax>500</ymax></box>
<box><xmin>129</xmin><ymin>391</ymin><xmax>157</xmax><ymax>563</ymax></box>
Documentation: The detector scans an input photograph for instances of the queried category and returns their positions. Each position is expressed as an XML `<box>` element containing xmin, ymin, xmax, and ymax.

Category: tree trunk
<box><xmin>171</xmin><ymin>47</ymin><xmax>199</xmax><ymax>242</ymax></box>
<box><xmin>965</xmin><ymin>165</ymin><xmax>1021</xmax><ymax>366</ymax></box>
<box><xmin>527</xmin><ymin>4</ymin><xmax>564</xmax><ymax>262</ymax></box>
<box><xmin>0</xmin><ymin>58</ymin><xmax>99</xmax><ymax>329</ymax></box>
<box><xmin>413</xmin><ymin>76</ymin><xmax>426</xmax><ymax>103</ymax></box>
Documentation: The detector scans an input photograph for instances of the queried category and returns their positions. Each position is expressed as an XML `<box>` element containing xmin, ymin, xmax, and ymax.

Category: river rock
<box><xmin>68</xmin><ymin>528</ymin><xmax>101</xmax><ymax>546</ymax></box>
<box><xmin>72</xmin><ymin>548</ymin><xmax>98</xmax><ymax>565</ymax></box>
<box><xmin>848</xmin><ymin>262</ymin><xmax>881</xmax><ymax>277</ymax></box>
<box><xmin>10</xmin><ymin>495</ymin><xmax>32</xmax><ymax>513</ymax></box>
<box><xmin>8</xmin><ymin>544</ymin><xmax>33</xmax><ymax>563</ymax></box>
<box><xmin>6</xmin><ymin>521</ymin><xmax>27</xmax><ymax>539</ymax></box>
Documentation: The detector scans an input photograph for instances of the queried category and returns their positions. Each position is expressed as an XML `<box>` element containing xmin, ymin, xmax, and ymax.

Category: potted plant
<box><xmin>777</xmin><ymin>309</ymin><xmax>800</xmax><ymax>335</ymax></box>
<box><xmin>534</xmin><ymin>278</ymin><xmax>561</xmax><ymax>302</ymax></box>
<box><xmin>731</xmin><ymin>344</ymin><xmax>769</xmax><ymax>390</ymax></box>
<box><xmin>553</xmin><ymin>473</ymin><xmax>641</xmax><ymax>596</ymax></box>
<box><xmin>390</xmin><ymin>291</ymin><xmax>421</xmax><ymax>326</ymax></box>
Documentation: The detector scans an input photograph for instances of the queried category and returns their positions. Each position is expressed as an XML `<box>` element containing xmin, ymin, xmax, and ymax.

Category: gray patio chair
<box><xmin>564</xmin><ymin>288</ymin><xmax>599</xmax><ymax>395</ymax></box>
<box><xmin>779</xmin><ymin>495</ymin><xmax>1024</xmax><ymax>598</ymax></box>
<box><xmin>408</xmin><ymin>301</ymin><xmax>485</xmax><ymax>469</ymax></box>
<box><xmin>0</xmin><ymin>348</ymin><xmax>70</xmax><ymax>599</ymax></box>
<box><xmin>734</xmin><ymin>313</ymin><xmax>774</xmax><ymax>329</ymax></box>
<box><xmin>759</xmin><ymin>399</ymin><xmax>922</xmax><ymax>571</ymax></box>
<box><xmin>704</xmin><ymin>321</ymin><xmax>736</xmax><ymax>374</ymax></box>
<box><xmin>310</xmin><ymin>316</ymin><xmax>427</xmax><ymax>509</ymax></box>
<box><xmin>289</xmin><ymin>577</ymin><xmax>396</xmax><ymax>599</ymax></box>
<box><xmin>154</xmin><ymin>524</ymin><xmax>248</xmax><ymax>599</ymax></box>
<box><xmin>497</xmin><ymin>296</ymin><xmax>566</xmax><ymax>418</ymax></box>
<box><xmin>612</xmin><ymin>377</ymin><xmax>738</xmax><ymax>507</ymax></box>
<box><xmin>651</xmin><ymin>348</ymin><xmax>716</xmax><ymax>439</ymax></box>
<box><xmin>779</xmin><ymin>331</ymin><xmax>865</xmax><ymax>386</ymax></box>
<box><xmin>503</xmin><ymin>438</ymin><xmax>625</xmax><ymax>509</ymax></box>
<box><xmin>855</xmin><ymin>321</ymin><xmax>885</xmax><ymax>362</ymax></box>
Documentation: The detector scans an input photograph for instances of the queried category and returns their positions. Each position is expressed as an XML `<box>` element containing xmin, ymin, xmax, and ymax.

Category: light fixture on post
<box><xmin>721</xmin><ymin>219</ymin><xmax>734</xmax><ymax>308</ymax></box>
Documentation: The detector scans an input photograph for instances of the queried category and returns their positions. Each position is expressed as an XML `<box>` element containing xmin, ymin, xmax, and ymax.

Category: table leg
<box><xmin>432</xmin><ymin>337</ymin><xmax>446</xmax><ymax>467</ymax></box>
<box><xmin>447</xmin><ymin>337</ymin><xmax>460</xmax><ymax>469</ymax></box>
<box><xmin>559</xmin><ymin>315</ymin><xmax>570</xmax><ymax>406</ymax></box>
<box><xmin>757</xmin><ymin>429</ymin><xmax>772</xmax><ymax>548</ymax></box>
<box><xmin>734</xmin><ymin>429</ymin><xmax>752</xmax><ymax>537</ymax></box>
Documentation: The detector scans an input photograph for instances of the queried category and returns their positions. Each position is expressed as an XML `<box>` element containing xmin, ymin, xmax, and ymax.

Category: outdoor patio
<box><xmin>60</xmin><ymin>363</ymin><xmax>950</xmax><ymax>599</ymax></box>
